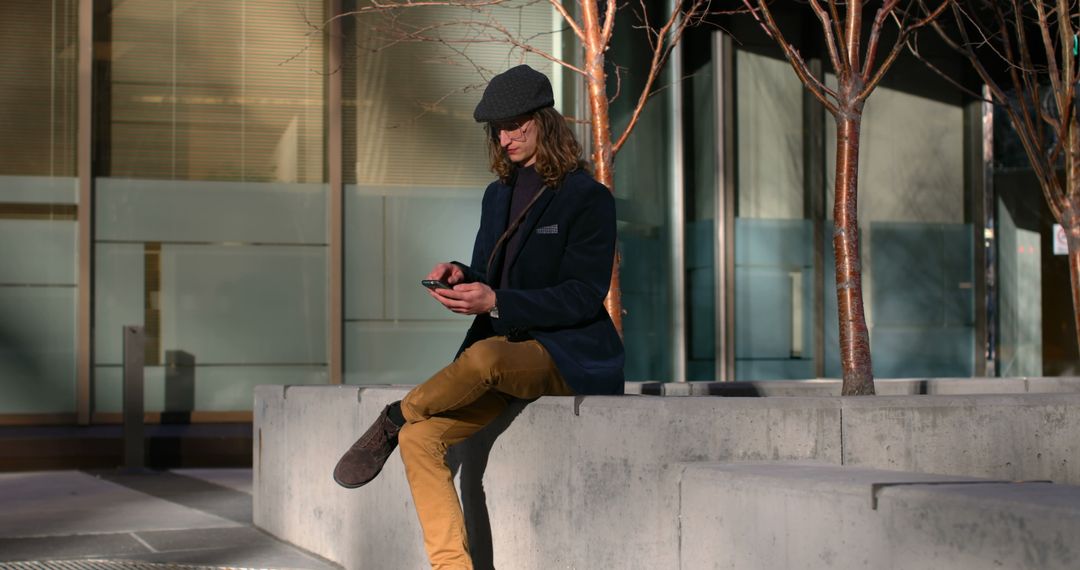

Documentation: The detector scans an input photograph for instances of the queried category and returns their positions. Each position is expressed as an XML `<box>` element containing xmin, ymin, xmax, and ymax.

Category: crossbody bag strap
<box><xmin>485</xmin><ymin>185</ymin><xmax>548</xmax><ymax>279</ymax></box>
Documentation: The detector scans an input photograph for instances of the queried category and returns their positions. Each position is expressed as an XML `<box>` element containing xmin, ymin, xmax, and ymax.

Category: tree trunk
<box><xmin>1068</xmin><ymin>116</ymin><xmax>1080</xmax><ymax>358</ymax></box>
<box><xmin>1068</xmin><ymin>220</ymin><xmax>1080</xmax><ymax>357</ymax></box>
<box><xmin>833</xmin><ymin>113</ymin><xmax>875</xmax><ymax>395</ymax></box>
<box><xmin>579</xmin><ymin>0</ymin><xmax>623</xmax><ymax>335</ymax></box>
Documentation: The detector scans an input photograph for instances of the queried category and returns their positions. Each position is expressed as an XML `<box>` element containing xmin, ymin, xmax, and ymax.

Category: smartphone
<box><xmin>421</xmin><ymin>279</ymin><xmax>453</xmax><ymax>290</ymax></box>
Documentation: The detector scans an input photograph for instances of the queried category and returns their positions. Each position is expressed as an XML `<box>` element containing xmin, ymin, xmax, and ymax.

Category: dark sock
<box><xmin>387</xmin><ymin>401</ymin><xmax>406</xmax><ymax>427</ymax></box>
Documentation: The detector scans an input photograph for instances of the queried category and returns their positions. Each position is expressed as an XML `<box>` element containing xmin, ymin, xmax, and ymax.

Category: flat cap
<box><xmin>473</xmin><ymin>64</ymin><xmax>554</xmax><ymax>122</ymax></box>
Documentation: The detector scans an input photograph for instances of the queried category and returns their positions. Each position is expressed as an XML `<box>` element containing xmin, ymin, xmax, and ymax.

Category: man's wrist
<box><xmin>489</xmin><ymin>294</ymin><xmax>499</xmax><ymax>319</ymax></box>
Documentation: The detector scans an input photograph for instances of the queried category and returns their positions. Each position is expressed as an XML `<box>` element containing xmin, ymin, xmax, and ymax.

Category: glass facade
<box><xmin>822</xmin><ymin>82</ymin><xmax>973</xmax><ymax>379</ymax></box>
<box><xmin>0</xmin><ymin>0</ymin><xmax>80</xmax><ymax>414</ymax></box>
<box><xmin>611</xmin><ymin>11</ymin><xmax>678</xmax><ymax>382</ymax></box>
<box><xmin>992</xmin><ymin>114</ymin><xmax>1068</xmax><ymax>376</ymax></box>
<box><xmin>733</xmin><ymin>49</ymin><xmax>815</xmax><ymax>380</ymax></box>
<box><xmin>711</xmin><ymin>33</ymin><xmax>976</xmax><ymax>381</ymax></box>
<box><xmin>340</xmin><ymin>0</ymin><xmax>563</xmax><ymax>384</ymax></box>
<box><xmin>93</xmin><ymin>0</ymin><xmax>329</xmax><ymax>414</ymax></box>
<box><xmin>0</xmin><ymin>2</ymin><xmax>1073</xmax><ymax>425</ymax></box>
<box><xmin>683</xmin><ymin>35</ymin><xmax>719</xmax><ymax>381</ymax></box>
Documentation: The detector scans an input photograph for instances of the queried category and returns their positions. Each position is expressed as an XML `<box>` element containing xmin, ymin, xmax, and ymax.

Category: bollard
<box><xmin>164</xmin><ymin>350</ymin><xmax>195</xmax><ymax>424</ymax></box>
<box><xmin>122</xmin><ymin>325</ymin><xmax>145</xmax><ymax>470</ymax></box>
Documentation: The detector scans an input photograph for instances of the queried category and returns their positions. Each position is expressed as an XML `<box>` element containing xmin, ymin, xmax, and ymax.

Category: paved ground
<box><xmin>0</xmin><ymin>469</ymin><xmax>339</xmax><ymax>570</ymax></box>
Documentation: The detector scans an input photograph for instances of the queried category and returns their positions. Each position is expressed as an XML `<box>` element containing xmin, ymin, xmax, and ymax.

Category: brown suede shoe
<box><xmin>333</xmin><ymin>404</ymin><xmax>402</xmax><ymax>488</ymax></box>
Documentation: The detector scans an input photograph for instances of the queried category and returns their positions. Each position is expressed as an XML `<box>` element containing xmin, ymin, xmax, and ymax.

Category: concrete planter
<box><xmin>254</xmin><ymin>380</ymin><xmax>1080</xmax><ymax>569</ymax></box>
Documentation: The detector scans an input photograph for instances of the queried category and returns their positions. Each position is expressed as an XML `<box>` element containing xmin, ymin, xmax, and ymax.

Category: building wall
<box><xmin>0</xmin><ymin>1</ymin><xmax>79</xmax><ymax>414</ymax></box>
<box><xmin>730</xmin><ymin>48</ymin><xmax>971</xmax><ymax>380</ymax></box>
<box><xmin>0</xmin><ymin>2</ymin><xmax>1050</xmax><ymax>421</ymax></box>
<box><xmin>0</xmin><ymin>0</ymin><xmax>573</xmax><ymax>418</ymax></box>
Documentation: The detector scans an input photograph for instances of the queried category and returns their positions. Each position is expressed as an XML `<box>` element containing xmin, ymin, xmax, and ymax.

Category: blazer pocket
<box><xmin>535</xmin><ymin>224</ymin><xmax>559</xmax><ymax>235</ymax></box>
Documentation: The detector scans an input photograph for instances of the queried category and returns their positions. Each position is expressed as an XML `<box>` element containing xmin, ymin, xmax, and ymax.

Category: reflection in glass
<box><xmin>0</xmin><ymin>0</ymin><xmax>79</xmax><ymax>414</ymax></box>
<box><xmin>823</xmin><ymin>77</ymin><xmax>972</xmax><ymax>379</ymax></box>
<box><xmin>733</xmin><ymin>49</ymin><xmax>813</xmax><ymax>380</ymax></box>
<box><xmin>106</xmin><ymin>0</ymin><xmax>325</xmax><ymax>182</ymax></box>
<box><xmin>684</xmin><ymin>41</ymin><xmax>717</xmax><ymax>381</ymax></box>
<box><xmin>94</xmin><ymin>0</ymin><xmax>329</xmax><ymax>412</ymax></box>
<box><xmin>995</xmin><ymin>191</ymin><xmax>1042</xmax><ymax>376</ymax></box>
<box><xmin>341</xmin><ymin>0</ymin><xmax>561</xmax><ymax>384</ymax></box>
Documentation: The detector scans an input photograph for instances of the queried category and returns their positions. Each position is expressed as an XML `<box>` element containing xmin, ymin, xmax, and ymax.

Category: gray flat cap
<box><xmin>473</xmin><ymin>64</ymin><xmax>554</xmax><ymax>122</ymax></box>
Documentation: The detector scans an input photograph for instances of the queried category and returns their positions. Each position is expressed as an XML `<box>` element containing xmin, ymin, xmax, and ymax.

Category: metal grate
<box><xmin>0</xmin><ymin>561</ymin><xmax>278</xmax><ymax>570</ymax></box>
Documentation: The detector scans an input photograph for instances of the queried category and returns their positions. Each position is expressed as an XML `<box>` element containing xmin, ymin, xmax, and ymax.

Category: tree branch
<box><xmin>742</xmin><ymin>0</ymin><xmax>841</xmax><ymax>115</ymax></box>
<box><xmin>613</xmin><ymin>0</ymin><xmax>694</xmax><ymax>153</ymax></box>
<box><xmin>808</xmin><ymin>0</ymin><xmax>847</xmax><ymax>76</ymax></box>
<box><xmin>860</xmin><ymin>0</ymin><xmax>949</xmax><ymax>101</ymax></box>
<box><xmin>845</xmin><ymin>0</ymin><xmax>864</xmax><ymax>76</ymax></box>
<box><xmin>905</xmin><ymin>35</ymin><xmax>991</xmax><ymax>102</ymax></box>
<box><xmin>370</xmin><ymin>17</ymin><xmax>588</xmax><ymax>76</ymax></box>
<box><xmin>601</xmin><ymin>0</ymin><xmax>618</xmax><ymax>47</ymax></box>
<box><xmin>933</xmin><ymin>0</ymin><xmax>1066</xmax><ymax>221</ymax></box>
<box><xmin>548</xmin><ymin>0</ymin><xmax>585</xmax><ymax>41</ymax></box>
<box><xmin>861</xmin><ymin>0</ymin><xmax>902</xmax><ymax>83</ymax></box>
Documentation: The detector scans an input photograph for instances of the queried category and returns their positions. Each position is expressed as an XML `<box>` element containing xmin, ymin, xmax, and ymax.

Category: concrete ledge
<box><xmin>254</xmin><ymin>386</ymin><xmax>840</xmax><ymax>569</ymax></box>
<box><xmin>253</xmin><ymin>386</ymin><xmax>1080</xmax><ymax>569</ymax></box>
<box><xmin>255</xmin><ymin>385</ymin><xmax>420</xmax><ymax>567</ymax></box>
<box><xmin>680</xmin><ymin>462</ymin><xmax>1080</xmax><ymax>569</ymax></box>
<box><xmin>635</xmin><ymin>376</ymin><xmax>1080</xmax><ymax>397</ymax></box>
<box><xmin>842</xmin><ymin>393</ymin><xmax>1080</xmax><ymax>483</ymax></box>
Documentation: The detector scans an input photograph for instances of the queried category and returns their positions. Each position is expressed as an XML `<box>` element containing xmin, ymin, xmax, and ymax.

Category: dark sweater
<box><xmin>498</xmin><ymin>165</ymin><xmax>544</xmax><ymax>288</ymax></box>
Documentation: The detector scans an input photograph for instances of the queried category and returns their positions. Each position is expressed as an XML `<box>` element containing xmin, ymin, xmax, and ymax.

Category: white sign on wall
<box><xmin>1054</xmin><ymin>223</ymin><xmax>1069</xmax><ymax>256</ymax></box>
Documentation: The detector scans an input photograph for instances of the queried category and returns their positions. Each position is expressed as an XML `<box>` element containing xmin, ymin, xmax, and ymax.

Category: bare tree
<box><xmin>337</xmin><ymin>0</ymin><xmax>735</xmax><ymax>335</ymax></box>
<box><xmin>920</xmin><ymin>0</ymin><xmax>1080</xmax><ymax>360</ymax></box>
<box><xmin>741</xmin><ymin>0</ymin><xmax>947</xmax><ymax>395</ymax></box>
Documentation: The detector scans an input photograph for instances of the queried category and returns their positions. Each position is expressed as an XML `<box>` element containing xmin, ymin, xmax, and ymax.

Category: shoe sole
<box><xmin>333</xmin><ymin>467</ymin><xmax>382</xmax><ymax>489</ymax></box>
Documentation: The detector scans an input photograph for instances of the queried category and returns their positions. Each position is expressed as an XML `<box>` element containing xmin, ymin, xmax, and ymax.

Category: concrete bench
<box><xmin>253</xmin><ymin>385</ymin><xmax>1080</xmax><ymax>569</ymax></box>
<box><xmin>680</xmin><ymin>462</ymin><xmax>1080</xmax><ymax>569</ymax></box>
<box><xmin>631</xmin><ymin>376</ymin><xmax>1080</xmax><ymax>396</ymax></box>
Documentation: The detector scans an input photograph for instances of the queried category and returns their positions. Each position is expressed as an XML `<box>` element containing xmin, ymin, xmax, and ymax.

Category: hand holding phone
<box><xmin>421</xmin><ymin>279</ymin><xmax>453</xmax><ymax>290</ymax></box>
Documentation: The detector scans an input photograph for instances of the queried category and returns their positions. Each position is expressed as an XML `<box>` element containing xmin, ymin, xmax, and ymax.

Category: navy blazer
<box><xmin>453</xmin><ymin>168</ymin><xmax>625</xmax><ymax>395</ymax></box>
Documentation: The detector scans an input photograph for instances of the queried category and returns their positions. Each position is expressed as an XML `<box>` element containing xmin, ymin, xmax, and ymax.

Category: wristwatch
<box><xmin>489</xmin><ymin>302</ymin><xmax>499</xmax><ymax>319</ymax></box>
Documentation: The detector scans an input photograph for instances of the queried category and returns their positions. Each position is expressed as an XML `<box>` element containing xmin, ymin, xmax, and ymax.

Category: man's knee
<box><xmin>399</xmin><ymin>421</ymin><xmax>447</xmax><ymax>461</ymax></box>
<box><xmin>456</xmin><ymin>338</ymin><xmax>506</xmax><ymax>380</ymax></box>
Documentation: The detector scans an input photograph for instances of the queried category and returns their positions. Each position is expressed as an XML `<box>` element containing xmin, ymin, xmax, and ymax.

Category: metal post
<box><xmin>76</xmin><ymin>0</ymin><xmax>94</xmax><ymax>425</ymax></box>
<box><xmin>981</xmin><ymin>87</ymin><xmax>997</xmax><ymax>376</ymax></box>
<box><xmin>123</xmin><ymin>326</ymin><xmax>145</xmax><ymax>470</ymax></box>
<box><xmin>668</xmin><ymin>11</ymin><xmax>687</xmax><ymax>383</ymax></box>
<box><xmin>328</xmin><ymin>0</ymin><xmax>344</xmax><ymax>385</ymax></box>
<box><xmin>714</xmin><ymin>32</ymin><xmax>736</xmax><ymax>381</ymax></box>
<box><xmin>164</xmin><ymin>350</ymin><xmax>195</xmax><ymax>424</ymax></box>
<box><xmin>804</xmin><ymin>56</ymin><xmax>827</xmax><ymax>379</ymax></box>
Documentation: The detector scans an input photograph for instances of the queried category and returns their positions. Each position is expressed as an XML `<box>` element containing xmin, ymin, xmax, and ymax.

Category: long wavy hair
<box><xmin>486</xmin><ymin>106</ymin><xmax>585</xmax><ymax>187</ymax></box>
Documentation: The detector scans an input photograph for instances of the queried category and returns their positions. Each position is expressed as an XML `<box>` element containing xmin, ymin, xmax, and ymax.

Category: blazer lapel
<box><xmin>486</xmin><ymin>183</ymin><xmax>512</xmax><ymax>281</ymax></box>
<box><xmin>491</xmin><ymin>183</ymin><xmax>511</xmax><ymax>238</ymax></box>
<box><xmin>504</xmin><ymin>187</ymin><xmax>557</xmax><ymax>274</ymax></box>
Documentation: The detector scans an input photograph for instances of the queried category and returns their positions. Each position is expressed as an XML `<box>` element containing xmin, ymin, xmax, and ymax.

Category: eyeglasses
<box><xmin>488</xmin><ymin>116</ymin><xmax>531</xmax><ymax>142</ymax></box>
